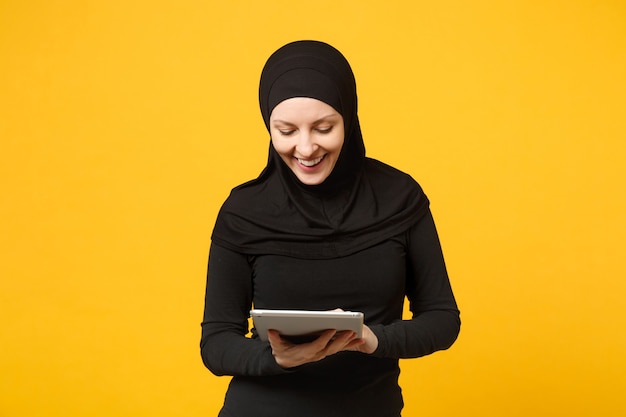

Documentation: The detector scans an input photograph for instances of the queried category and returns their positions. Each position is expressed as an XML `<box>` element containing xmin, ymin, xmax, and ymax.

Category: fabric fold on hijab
<box><xmin>211</xmin><ymin>40</ymin><xmax>430</xmax><ymax>259</ymax></box>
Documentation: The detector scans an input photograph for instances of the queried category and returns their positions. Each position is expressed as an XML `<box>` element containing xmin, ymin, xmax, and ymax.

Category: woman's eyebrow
<box><xmin>312</xmin><ymin>114</ymin><xmax>340</xmax><ymax>124</ymax></box>
<box><xmin>272</xmin><ymin>120</ymin><xmax>296</xmax><ymax>126</ymax></box>
<box><xmin>272</xmin><ymin>114</ymin><xmax>340</xmax><ymax>125</ymax></box>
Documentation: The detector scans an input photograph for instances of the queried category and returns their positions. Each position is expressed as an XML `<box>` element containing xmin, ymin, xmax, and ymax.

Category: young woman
<box><xmin>201</xmin><ymin>40</ymin><xmax>460</xmax><ymax>417</ymax></box>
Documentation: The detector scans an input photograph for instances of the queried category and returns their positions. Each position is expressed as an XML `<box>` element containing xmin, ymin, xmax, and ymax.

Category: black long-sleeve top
<box><xmin>200</xmin><ymin>208</ymin><xmax>460</xmax><ymax>417</ymax></box>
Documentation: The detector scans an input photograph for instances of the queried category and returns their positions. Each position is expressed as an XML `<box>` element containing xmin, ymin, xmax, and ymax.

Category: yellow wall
<box><xmin>1</xmin><ymin>1</ymin><xmax>625</xmax><ymax>415</ymax></box>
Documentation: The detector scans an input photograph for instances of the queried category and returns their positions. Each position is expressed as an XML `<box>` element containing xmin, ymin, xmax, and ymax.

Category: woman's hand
<box><xmin>345</xmin><ymin>324</ymin><xmax>378</xmax><ymax>354</ymax></box>
<box><xmin>267</xmin><ymin>325</ymin><xmax>378</xmax><ymax>368</ymax></box>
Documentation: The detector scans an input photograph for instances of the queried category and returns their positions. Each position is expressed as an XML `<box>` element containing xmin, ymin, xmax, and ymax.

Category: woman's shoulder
<box><xmin>220</xmin><ymin>170</ymin><xmax>284</xmax><ymax>211</ymax></box>
<box><xmin>363</xmin><ymin>158</ymin><xmax>422</xmax><ymax>189</ymax></box>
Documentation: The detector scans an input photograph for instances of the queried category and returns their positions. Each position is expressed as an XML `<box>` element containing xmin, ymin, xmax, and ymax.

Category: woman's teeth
<box><xmin>298</xmin><ymin>156</ymin><xmax>324</xmax><ymax>167</ymax></box>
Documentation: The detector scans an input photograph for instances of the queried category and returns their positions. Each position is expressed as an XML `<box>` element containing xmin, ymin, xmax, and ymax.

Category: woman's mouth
<box><xmin>297</xmin><ymin>155</ymin><xmax>325</xmax><ymax>167</ymax></box>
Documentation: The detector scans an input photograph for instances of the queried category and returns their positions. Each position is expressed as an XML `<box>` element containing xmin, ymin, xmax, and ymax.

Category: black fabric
<box><xmin>211</xmin><ymin>40</ymin><xmax>429</xmax><ymax>259</ymax></box>
<box><xmin>201</xmin><ymin>211</ymin><xmax>460</xmax><ymax>417</ymax></box>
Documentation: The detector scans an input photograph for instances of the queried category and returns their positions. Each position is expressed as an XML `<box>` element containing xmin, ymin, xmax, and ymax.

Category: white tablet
<box><xmin>250</xmin><ymin>309</ymin><xmax>364</xmax><ymax>342</ymax></box>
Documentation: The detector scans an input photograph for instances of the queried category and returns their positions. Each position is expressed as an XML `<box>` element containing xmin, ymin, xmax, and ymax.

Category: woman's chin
<box><xmin>294</xmin><ymin>172</ymin><xmax>329</xmax><ymax>185</ymax></box>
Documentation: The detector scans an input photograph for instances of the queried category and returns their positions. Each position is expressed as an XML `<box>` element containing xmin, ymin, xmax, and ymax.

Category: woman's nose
<box><xmin>296</xmin><ymin>132</ymin><xmax>316</xmax><ymax>156</ymax></box>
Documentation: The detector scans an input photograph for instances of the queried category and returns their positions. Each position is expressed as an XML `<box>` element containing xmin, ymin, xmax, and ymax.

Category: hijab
<box><xmin>211</xmin><ymin>40</ymin><xmax>429</xmax><ymax>259</ymax></box>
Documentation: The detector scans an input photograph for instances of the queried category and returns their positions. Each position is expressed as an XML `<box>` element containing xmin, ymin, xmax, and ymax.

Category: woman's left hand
<box><xmin>345</xmin><ymin>324</ymin><xmax>378</xmax><ymax>354</ymax></box>
<box><xmin>267</xmin><ymin>324</ymin><xmax>378</xmax><ymax>369</ymax></box>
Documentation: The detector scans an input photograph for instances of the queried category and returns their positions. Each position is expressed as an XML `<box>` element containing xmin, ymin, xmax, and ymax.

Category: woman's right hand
<box><xmin>267</xmin><ymin>329</ymin><xmax>364</xmax><ymax>368</ymax></box>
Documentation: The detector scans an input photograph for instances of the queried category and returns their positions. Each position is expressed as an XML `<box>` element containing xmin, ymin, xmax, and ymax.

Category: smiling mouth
<box><xmin>297</xmin><ymin>155</ymin><xmax>325</xmax><ymax>167</ymax></box>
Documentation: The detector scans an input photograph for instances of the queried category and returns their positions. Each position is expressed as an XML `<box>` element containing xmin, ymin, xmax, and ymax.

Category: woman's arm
<box><xmin>200</xmin><ymin>243</ymin><xmax>288</xmax><ymax>376</ymax></box>
<box><xmin>370</xmin><ymin>210</ymin><xmax>461</xmax><ymax>359</ymax></box>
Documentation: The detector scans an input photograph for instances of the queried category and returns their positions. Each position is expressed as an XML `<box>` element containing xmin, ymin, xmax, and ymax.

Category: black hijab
<box><xmin>211</xmin><ymin>40</ymin><xmax>429</xmax><ymax>259</ymax></box>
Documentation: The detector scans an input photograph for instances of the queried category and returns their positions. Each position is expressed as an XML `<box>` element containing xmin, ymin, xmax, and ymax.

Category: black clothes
<box><xmin>212</xmin><ymin>158</ymin><xmax>430</xmax><ymax>259</ymax></box>
<box><xmin>201</xmin><ymin>188</ymin><xmax>460</xmax><ymax>416</ymax></box>
<box><xmin>201</xmin><ymin>40</ymin><xmax>460</xmax><ymax>417</ymax></box>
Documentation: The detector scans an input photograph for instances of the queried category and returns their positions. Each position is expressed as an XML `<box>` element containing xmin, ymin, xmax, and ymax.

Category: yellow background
<box><xmin>1</xmin><ymin>0</ymin><xmax>625</xmax><ymax>415</ymax></box>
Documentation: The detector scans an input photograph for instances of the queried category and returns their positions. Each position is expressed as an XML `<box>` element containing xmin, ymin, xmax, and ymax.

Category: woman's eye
<box><xmin>279</xmin><ymin>130</ymin><xmax>295</xmax><ymax>136</ymax></box>
<box><xmin>316</xmin><ymin>126</ymin><xmax>333</xmax><ymax>134</ymax></box>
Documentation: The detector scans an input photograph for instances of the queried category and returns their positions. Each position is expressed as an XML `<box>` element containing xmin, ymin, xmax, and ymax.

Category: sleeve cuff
<box><xmin>367</xmin><ymin>324</ymin><xmax>388</xmax><ymax>358</ymax></box>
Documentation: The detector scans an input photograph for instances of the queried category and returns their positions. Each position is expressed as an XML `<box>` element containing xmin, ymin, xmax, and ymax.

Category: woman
<box><xmin>201</xmin><ymin>40</ymin><xmax>460</xmax><ymax>417</ymax></box>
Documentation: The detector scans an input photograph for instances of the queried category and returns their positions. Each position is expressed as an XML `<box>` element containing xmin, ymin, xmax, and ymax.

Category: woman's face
<box><xmin>270</xmin><ymin>97</ymin><xmax>345</xmax><ymax>185</ymax></box>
